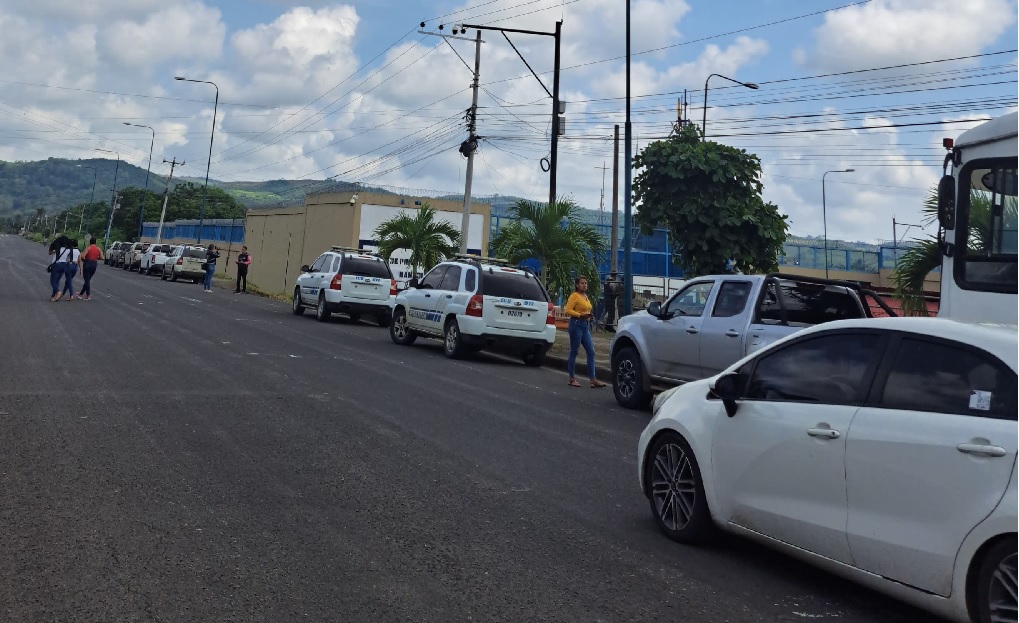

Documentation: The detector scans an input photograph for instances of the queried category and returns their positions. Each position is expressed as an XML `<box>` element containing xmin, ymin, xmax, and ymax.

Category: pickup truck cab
<box><xmin>610</xmin><ymin>273</ymin><xmax>890</xmax><ymax>409</ymax></box>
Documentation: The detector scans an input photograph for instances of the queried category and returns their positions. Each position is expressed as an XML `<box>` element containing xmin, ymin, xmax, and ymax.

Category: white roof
<box><xmin>956</xmin><ymin>112</ymin><xmax>1018</xmax><ymax>148</ymax></box>
<box><xmin>794</xmin><ymin>317</ymin><xmax>1017</xmax><ymax>370</ymax></box>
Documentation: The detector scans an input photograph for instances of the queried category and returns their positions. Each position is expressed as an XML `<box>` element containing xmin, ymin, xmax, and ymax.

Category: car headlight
<box><xmin>652</xmin><ymin>385</ymin><xmax>681</xmax><ymax>417</ymax></box>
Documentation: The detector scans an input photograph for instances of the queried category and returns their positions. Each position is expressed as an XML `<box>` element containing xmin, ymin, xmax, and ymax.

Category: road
<box><xmin>0</xmin><ymin>234</ymin><xmax>939</xmax><ymax>623</ymax></box>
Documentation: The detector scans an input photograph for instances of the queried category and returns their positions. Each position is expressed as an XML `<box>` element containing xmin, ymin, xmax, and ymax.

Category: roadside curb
<box><xmin>543</xmin><ymin>352</ymin><xmax>613</xmax><ymax>383</ymax></box>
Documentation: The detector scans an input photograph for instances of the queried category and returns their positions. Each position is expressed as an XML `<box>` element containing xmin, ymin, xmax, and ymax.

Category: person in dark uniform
<box><xmin>234</xmin><ymin>246</ymin><xmax>252</xmax><ymax>293</ymax></box>
<box><xmin>603</xmin><ymin>271</ymin><xmax>622</xmax><ymax>330</ymax></box>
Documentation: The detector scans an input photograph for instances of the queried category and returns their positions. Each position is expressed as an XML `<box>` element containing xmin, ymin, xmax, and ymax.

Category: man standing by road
<box><xmin>235</xmin><ymin>245</ymin><xmax>252</xmax><ymax>294</ymax></box>
<box><xmin>603</xmin><ymin>271</ymin><xmax>622</xmax><ymax>331</ymax></box>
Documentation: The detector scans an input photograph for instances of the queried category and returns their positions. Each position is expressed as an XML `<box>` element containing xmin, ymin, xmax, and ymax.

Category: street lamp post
<box><xmin>95</xmin><ymin>149</ymin><xmax>121</xmax><ymax>249</ymax></box>
<box><xmin>175</xmin><ymin>77</ymin><xmax>219</xmax><ymax>244</ymax></box>
<box><xmin>822</xmin><ymin>168</ymin><xmax>855</xmax><ymax>279</ymax></box>
<box><xmin>123</xmin><ymin>122</ymin><xmax>155</xmax><ymax>238</ymax></box>
<box><xmin>623</xmin><ymin>0</ymin><xmax>632</xmax><ymax>316</ymax></box>
<box><xmin>702</xmin><ymin>73</ymin><xmax>759</xmax><ymax>138</ymax></box>
<box><xmin>76</xmin><ymin>165</ymin><xmax>97</xmax><ymax>233</ymax></box>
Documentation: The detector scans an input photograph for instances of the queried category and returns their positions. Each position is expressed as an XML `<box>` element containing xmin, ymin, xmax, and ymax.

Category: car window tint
<box><xmin>329</xmin><ymin>256</ymin><xmax>340</xmax><ymax>273</ymax></box>
<box><xmin>438</xmin><ymin>265</ymin><xmax>462</xmax><ymax>291</ymax></box>
<box><xmin>311</xmin><ymin>255</ymin><xmax>328</xmax><ymax>272</ymax></box>
<box><xmin>184</xmin><ymin>248</ymin><xmax>205</xmax><ymax>259</ymax></box>
<box><xmin>712</xmin><ymin>281</ymin><xmax>752</xmax><ymax>318</ymax></box>
<box><xmin>880</xmin><ymin>338</ymin><xmax>1017</xmax><ymax>419</ymax></box>
<box><xmin>342</xmin><ymin>257</ymin><xmax>391</xmax><ymax>278</ymax></box>
<box><xmin>665</xmin><ymin>282</ymin><xmax>713</xmax><ymax>317</ymax></box>
<box><xmin>420</xmin><ymin>266</ymin><xmax>447</xmax><ymax>289</ymax></box>
<box><xmin>758</xmin><ymin>281</ymin><xmax>863</xmax><ymax>326</ymax></box>
<box><xmin>745</xmin><ymin>333</ymin><xmax>881</xmax><ymax>404</ymax></box>
<box><xmin>480</xmin><ymin>270</ymin><xmax>547</xmax><ymax>301</ymax></box>
<box><xmin>465</xmin><ymin>268</ymin><xmax>477</xmax><ymax>292</ymax></box>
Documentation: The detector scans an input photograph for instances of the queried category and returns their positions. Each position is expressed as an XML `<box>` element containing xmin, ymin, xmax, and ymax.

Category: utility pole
<box><xmin>103</xmin><ymin>193</ymin><xmax>120</xmax><ymax>250</ymax></box>
<box><xmin>157</xmin><ymin>158</ymin><xmax>184</xmax><ymax>243</ymax></box>
<box><xmin>611</xmin><ymin>124</ymin><xmax>620</xmax><ymax>274</ymax></box>
<box><xmin>596</xmin><ymin>161</ymin><xmax>609</xmax><ymax>226</ymax></box>
<box><xmin>459</xmin><ymin>30</ymin><xmax>482</xmax><ymax>255</ymax></box>
<box><xmin>549</xmin><ymin>20</ymin><xmax>562</xmax><ymax>207</ymax></box>
<box><xmin>623</xmin><ymin>0</ymin><xmax>633</xmax><ymax>316</ymax></box>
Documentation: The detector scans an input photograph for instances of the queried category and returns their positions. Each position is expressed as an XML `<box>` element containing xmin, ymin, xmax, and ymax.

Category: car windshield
<box><xmin>480</xmin><ymin>270</ymin><xmax>548</xmax><ymax>301</ymax></box>
<box><xmin>342</xmin><ymin>257</ymin><xmax>391</xmax><ymax>278</ymax></box>
<box><xmin>184</xmin><ymin>248</ymin><xmax>206</xmax><ymax>259</ymax></box>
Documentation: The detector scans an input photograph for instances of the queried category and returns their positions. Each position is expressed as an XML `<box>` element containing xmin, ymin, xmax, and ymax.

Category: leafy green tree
<box><xmin>373</xmin><ymin>204</ymin><xmax>462</xmax><ymax>277</ymax></box>
<box><xmin>489</xmin><ymin>197</ymin><xmax>606</xmax><ymax>302</ymax></box>
<box><xmin>633</xmin><ymin>124</ymin><xmax>789</xmax><ymax>277</ymax></box>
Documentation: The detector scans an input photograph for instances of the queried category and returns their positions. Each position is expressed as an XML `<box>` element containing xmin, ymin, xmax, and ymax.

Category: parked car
<box><xmin>104</xmin><ymin>241</ymin><xmax>122</xmax><ymax>266</ymax></box>
<box><xmin>638</xmin><ymin>317</ymin><xmax>1016</xmax><ymax>623</ymax></box>
<box><xmin>107</xmin><ymin>241</ymin><xmax>130</xmax><ymax>267</ymax></box>
<box><xmin>122</xmin><ymin>242</ymin><xmax>148</xmax><ymax>271</ymax></box>
<box><xmin>162</xmin><ymin>245</ymin><xmax>207</xmax><ymax>283</ymax></box>
<box><xmin>610</xmin><ymin>273</ymin><xmax>892</xmax><ymax>409</ymax></box>
<box><xmin>389</xmin><ymin>255</ymin><xmax>556</xmax><ymax>365</ymax></box>
<box><xmin>139</xmin><ymin>243</ymin><xmax>172</xmax><ymax>275</ymax></box>
<box><xmin>292</xmin><ymin>247</ymin><xmax>396</xmax><ymax>325</ymax></box>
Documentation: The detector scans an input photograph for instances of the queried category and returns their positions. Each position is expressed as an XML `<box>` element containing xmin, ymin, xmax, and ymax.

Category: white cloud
<box><xmin>801</xmin><ymin>0</ymin><xmax>1017</xmax><ymax>72</ymax></box>
<box><xmin>100</xmin><ymin>3</ymin><xmax>226</xmax><ymax>69</ymax></box>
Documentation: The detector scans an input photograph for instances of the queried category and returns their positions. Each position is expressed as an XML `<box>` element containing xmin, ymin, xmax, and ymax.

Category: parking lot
<box><xmin>0</xmin><ymin>234</ymin><xmax>935</xmax><ymax>622</ymax></box>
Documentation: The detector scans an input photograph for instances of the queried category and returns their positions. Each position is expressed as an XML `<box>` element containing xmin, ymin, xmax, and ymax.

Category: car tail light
<box><xmin>466</xmin><ymin>294</ymin><xmax>483</xmax><ymax>317</ymax></box>
<box><xmin>389</xmin><ymin>279</ymin><xmax>397</xmax><ymax>295</ymax></box>
<box><xmin>330</xmin><ymin>274</ymin><xmax>343</xmax><ymax>290</ymax></box>
<box><xmin>177</xmin><ymin>257</ymin><xmax>183</xmax><ymax>265</ymax></box>
<box><xmin>546</xmin><ymin>302</ymin><xmax>556</xmax><ymax>325</ymax></box>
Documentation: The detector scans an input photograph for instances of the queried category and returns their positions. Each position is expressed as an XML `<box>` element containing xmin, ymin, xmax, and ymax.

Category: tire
<box><xmin>347</xmin><ymin>312</ymin><xmax>361</xmax><ymax>324</ymax></box>
<box><xmin>645</xmin><ymin>432</ymin><xmax>714</xmax><ymax>544</ymax></box>
<box><xmin>171</xmin><ymin>270</ymin><xmax>179</xmax><ymax>282</ymax></box>
<box><xmin>161</xmin><ymin>271</ymin><xmax>168</xmax><ymax>281</ymax></box>
<box><xmin>376</xmin><ymin>312</ymin><xmax>391</xmax><ymax>328</ymax></box>
<box><xmin>522</xmin><ymin>349</ymin><xmax>546</xmax><ymax>367</ymax></box>
<box><xmin>316</xmin><ymin>292</ymin><xmax>331</xmax><ymax>322</ymax></box>
<box><xmin>613</xmin><ymin>346</ymin><xmax>652</xmax><ymax>409</ymax></box>
<box><xmin>443</xmin><ymin>318</ymin><xmax>466</xmax><ymax>359</ymax></box>
<box><xmin>975</xmin><ymin>538</ymin><xmax>1018</xmax><ymax>623</ymax></box>
<box><xmin>292</xmin><ymin>287</ymin><xmax>304</xmax><ymax>316</ymax></box>
<box><xmin>389</xmin><ymin>308</ymin><xmax>416</xmax><ymax>345</ymax></box>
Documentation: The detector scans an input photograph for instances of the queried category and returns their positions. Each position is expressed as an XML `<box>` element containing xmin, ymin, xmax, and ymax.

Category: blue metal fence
<box><xmin>141</xmin><ymin>219</ymin><xmax>245</xmax><ymax>244</ymax></box>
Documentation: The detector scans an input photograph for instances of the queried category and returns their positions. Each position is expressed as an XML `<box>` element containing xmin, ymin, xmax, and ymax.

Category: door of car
<box><xmin>299</xmin><ymin>254</ymin><xmax>330</xmax><ymax>303</ymax></box>
<box><xmin>407</xmin><ymin>265</ymin><xmax>447</xmax><ymax>331</ymax></box>
<box><xmin>644</xmin><ymin>281</ymin><xmax>715</xmax><ymax>381</ymax></box>
<box><xmin>711</xmin><ymin>331</ymin><xmax>886</xmax><ymax>564</ymax></box>
<box><xmin>431</xmin><ymin>264</ymin><xmax>462</xmax><ymax>327</ymax></box>
<box><xmin>699</xmin><ymin>280</ymin><xmax>754</xmax><ymax>377</ymax></box>
<box><xmin>845</xmin><ymin>335</ymin><xmax>1018</xmax><ymax>596</ymax></box>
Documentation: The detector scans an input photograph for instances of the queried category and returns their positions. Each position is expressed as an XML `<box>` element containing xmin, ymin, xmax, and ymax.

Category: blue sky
<box><xmin>1</xmin><ymin>0</ymin><xmax>1016</xmax><ymax>243</ymax></box>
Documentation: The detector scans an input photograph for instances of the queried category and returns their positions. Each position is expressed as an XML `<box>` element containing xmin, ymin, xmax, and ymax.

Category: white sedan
<box><xmin>638</xmin><ymin>317</ymin><xmax>1016</xmax><ymax>623</ymax></box>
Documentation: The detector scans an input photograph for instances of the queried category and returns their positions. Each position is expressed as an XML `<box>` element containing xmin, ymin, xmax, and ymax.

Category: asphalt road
<box><xmin>0</xmin><ymin>234</ymin><xmax>940</xmax><ymax>623</ymax></box>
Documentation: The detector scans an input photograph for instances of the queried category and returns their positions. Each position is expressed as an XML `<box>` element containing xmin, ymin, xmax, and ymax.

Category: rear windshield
<box><xmin>341</xmin><ymin>257</ymin><xmax>391</xmax><ymax>278</ymax></box>
<box><xmin>480</xmin><ymin>270</ymin><xmax>548</xmax><ymax>301</ymax></box>
<box><xmin>184</xmin><ymin>248</ymin><xmax>206</xmax><ymax>259</ymax></box>
<box><xmin>758</xmin><ymin>281</ymin><xmax>863</xmax><ymax>326</ymax></box>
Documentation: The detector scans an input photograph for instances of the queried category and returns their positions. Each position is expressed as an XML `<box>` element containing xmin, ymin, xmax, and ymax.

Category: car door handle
<box><xmin>725</xmin><ymin>330</ymin><xmax>740</xmax><ymax>338</ymax></box>
<box><xmin>445</xmin><ymin>294</ymin><xmax>453</xmax><ymax>299</ymax></box>
<box><xmin>957</xmin><ymin>443</ymin><xmax>1007</xmax><ymax>458</ymax></box>
<box><xmin>685</xmin><ymin>327</ymin><xmax>699</xmax><ymax>334</ymax></box>
<box><xmin>807</xmin><ymin>428</ymin><xmax>840</xmax><ymax>440</ymax></box>
<box><xmin>424</xmin><ymin>293</ymin><xmax>431</xmax><ymax>298</ymax></box>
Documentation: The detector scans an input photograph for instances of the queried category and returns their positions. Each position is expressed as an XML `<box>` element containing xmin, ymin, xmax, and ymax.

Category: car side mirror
<box><xmin>300</xmin><ymin>265</ymin><xmax>310</xmax><ymax>273</ymax></box>
<box><xmin>937</xmin><ymin>174</ymin><xmax>955</xmax><ymax>231</ymax></box>
<box><xmin>408</xmin><ymin>277</ymin><xmax>419</xmax><ymax>289</ymax></box>
<box><xmin>713</xmin><ymin>373</ymin><xmax>740</xmax><ymax>417</ymax></box>
<box><xmin>647</xmin><ymin>301</ymin><xmax>662</xmax><ymax>318</ymax></box>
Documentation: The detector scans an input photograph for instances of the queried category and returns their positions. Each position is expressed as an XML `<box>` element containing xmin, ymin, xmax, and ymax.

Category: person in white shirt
<box><xmin>60</xmin><ymin>239</ymin><xmax>82</xmax><ymax>302</ymax></box>
<box><xmin>49</xmin><ymin>236</ymin><xmax>73</xmax><ymax>301</ymax></box>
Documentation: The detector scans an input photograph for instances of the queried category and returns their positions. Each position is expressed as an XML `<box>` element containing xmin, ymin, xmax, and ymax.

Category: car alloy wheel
<box><xmin>986</xmin><ymin>549</ymin><xmax>1018</xmax><ymax>623</ymax></box>
<box><xmin>616</xmin><ymin>358</ymin><xmax>637</xmax><ymax>399</ymax></box>
<box><xmin>316</xmin><ymin>294</ymin><xmax>330</xmax><ymax>322</ymax></box>
<box><xmin>443</xmin><ymin>319</ymin><xmax>464</xmax><ymax>359</ymax></box>
<box><xmin>612</xmin><ymin>347</ymin><xmax>651</xmax><ymax>409</ymax></box>
<box><xmin>390</xmin><ymin>309</ymin><xmax>416</xmax><ymax>345</ymax></box>
<box><xmin>651</xmin><ymin>442</ymin><xmax>697</xmax><ymax>532</ymax></box>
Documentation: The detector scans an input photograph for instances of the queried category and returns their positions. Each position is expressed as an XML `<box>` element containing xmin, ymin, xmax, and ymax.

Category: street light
<box><xmin>175</xmin><ymin>76</ymin><xmax>219</xmax><ymax>244</ymax></box>
<box><xmin>76</xmin><ymin>165</ymin><xmax>97</xmax><ymax>233</ymax></box>
<box><xmin>822</xmin><ymin>168</ymin><xmax>855</xmax><ymax>279</ymax></box>
<box><xmin>123</xmin><ymin>122</ymin><xmax>155</xmax><ymax>237</ymax></box>
<box><xmin>702</xmin><ymin>73</ymin><xmax>759</xmax><ymax>139</ymax></box>
<box><xmin>95</xmin><ymin>148</ymin><xmax>121</xmax><ymax>249</ymax></box>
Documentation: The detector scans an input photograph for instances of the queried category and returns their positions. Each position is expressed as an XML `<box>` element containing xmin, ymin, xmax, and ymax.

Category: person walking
<box><xmin>48</xmin><ymin>235</ymin><xmax>73</xmax><ymax>301</ymax></box>
<box><xmin>564</xmin><ymin>275</ymin><xmax>607</xmax><ymax>388</ymax></box>
<box><xmin>203</xmin><ymin>244</ymin><xmax>219</xmax><ymax>292</ymax></box>
<box><xmin>78</xmin><ymin>237</ymin><xmax>104</xmax><ymax>300</ymax></box>
<box><xmin>234</xmin><ymin>245</ymin><xmax>252</xmax><ymax>293</ymax></box>
<box><xmin>61</xmin><ymin>239</ymin><xmax>82</xmax><ymax>301</ymax></box>
<box><xmin>603</xmin><ymin>271</ymin><xmax>622</xmax><ymax>331</ymax></box>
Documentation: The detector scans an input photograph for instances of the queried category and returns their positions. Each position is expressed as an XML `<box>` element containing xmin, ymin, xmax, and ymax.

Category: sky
<box><xmin>1</xmin><ymin>0</ymin><xmax>1016</xmax><ymax>244</ymax></box>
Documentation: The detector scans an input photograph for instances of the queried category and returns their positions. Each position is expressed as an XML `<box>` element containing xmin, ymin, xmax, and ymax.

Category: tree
<box><xmin>373</xmin><ymin>204</ymin><xmax>461</xmax><ymax>277</ymax></box>
<box><xmin>489</xmin><ymin>197</ymin><xmax>606</xmax><ymax>302</ymax></box>
<box><xmin>632</xmin><ymin>124</ymin><xmax>789</xmax><ymax>277</ymax></box>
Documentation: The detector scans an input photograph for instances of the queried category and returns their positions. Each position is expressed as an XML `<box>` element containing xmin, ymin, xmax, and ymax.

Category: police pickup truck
<box><xmin>609</xmin><ymin>273</ymin><xmax>893</xmax><ymax>408</ymax></box>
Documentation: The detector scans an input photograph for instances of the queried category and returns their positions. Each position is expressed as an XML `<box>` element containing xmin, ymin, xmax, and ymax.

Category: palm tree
<box><xmin>490</xmin><ymin>197</ymin><xmax>607</xmax><ymax>303</ymax></box>
<box><xmin>373</xmin><ymin>204</ymin><xmax>462</xmax><ymax>278</ymax></box>
<box><xmin>893</xmin><ymin>185</ymin><xmax>1014</xmax><ymax>315</ymax></box>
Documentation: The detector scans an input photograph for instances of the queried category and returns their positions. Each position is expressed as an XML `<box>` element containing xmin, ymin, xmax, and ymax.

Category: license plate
<box><xmin>507</xmin><ymin>310</ymin><xmax>524</xmax><ymax>317</ymax></box>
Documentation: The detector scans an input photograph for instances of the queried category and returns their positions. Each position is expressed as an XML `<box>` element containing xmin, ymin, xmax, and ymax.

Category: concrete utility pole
<box><xmin>611</xmin><ymin>124</ymin><xmax>620</xmax><ymax>274</ymax></box>
<box><xmin>459</xmin><ymin>30</ymin><xmax>482</xmax><ymax>255</ymax></box>
<box><xmin>157</xmin><ymin>158</ymin><xmax>184</xmax><ymax>243</ymax></box>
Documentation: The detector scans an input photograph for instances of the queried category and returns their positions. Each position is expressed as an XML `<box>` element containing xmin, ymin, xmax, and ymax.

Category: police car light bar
<box><xmin>330</xmin><ymin>246</ymin><xmax>376</xmax><ymax>255</ymax></box>
<box><xmin>454</xmin><ymin>253</ymin><xmax>510</xmax><ymax>265</ymax></box>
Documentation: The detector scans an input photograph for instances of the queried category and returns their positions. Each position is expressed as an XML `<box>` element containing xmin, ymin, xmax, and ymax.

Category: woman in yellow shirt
<box><xmin>564</xmin><ymin>276</ymin><xmax>607</xmax><ymax>388</ymax></box>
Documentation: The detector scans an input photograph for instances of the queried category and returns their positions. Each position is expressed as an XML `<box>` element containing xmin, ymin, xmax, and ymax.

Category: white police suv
<box><xmin>292</xmin><ymin>247</ymin><xmax>397</xmax><ymax>326</ymax></box>
<box><xmin>389</xmin><ymin>255</ymin><xmax>557</xmax><ymax>365</ymax></box>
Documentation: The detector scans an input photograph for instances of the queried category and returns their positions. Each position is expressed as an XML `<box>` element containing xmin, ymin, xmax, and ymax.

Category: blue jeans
<box><xmin>50</xmin><ymin>262</ymin><xmax>67</xmax><ymax>296</ymax></box>
<box><xmin>567</xmin><ymin>318</ymin><xmax>596</xmax><ymax>379</ymax></box>
<box><xmin>62</xmin><ymin>263</ymin><xmax>78</xmax><ymax>296</ymax></box>
<box><xmin>80</xmin><ymin>260</ymin><xmax>98</xmax><ymax>296</ymax></box>
<box><xmin>204</xmin><ymin>263</ymin><xmax>216</xmax><ymax>289</ymax></box>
